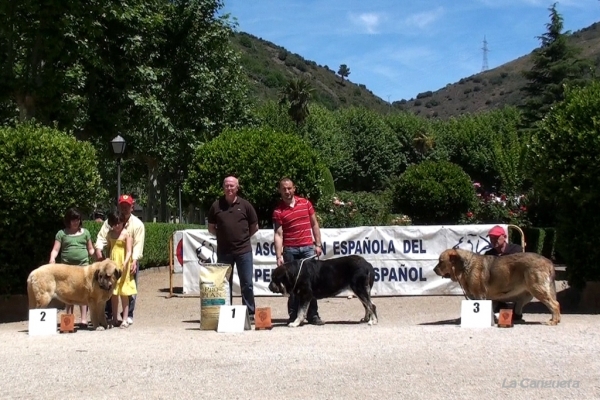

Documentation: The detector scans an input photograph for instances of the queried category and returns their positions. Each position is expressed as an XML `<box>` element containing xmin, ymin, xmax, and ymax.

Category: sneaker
<box><xmin>308</xmin><ymin>316</ymin><xmax>325</xmax><ymax>326</ymax></box>
<box><xmin>126</xmin><ymin>317</ymin><xmax>133</xmax><ymax>325</ymax></box>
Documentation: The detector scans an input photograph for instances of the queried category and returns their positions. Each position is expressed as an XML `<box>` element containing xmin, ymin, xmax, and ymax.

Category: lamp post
<box><xmin>110</xmin><ymin>135</ymin><xmax>126</xmax><ymax>203</ymax></box>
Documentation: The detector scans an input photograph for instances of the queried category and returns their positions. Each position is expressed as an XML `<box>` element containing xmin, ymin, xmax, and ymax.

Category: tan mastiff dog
<box><xmin>27</xmin><ymin>259</ymin><xmax>122</xmax><ymax>330</ymax></box>
<box><xmin>433</xmin><ymin>248</ymin><xmax>561</xmax><ymax>325</ymax></box>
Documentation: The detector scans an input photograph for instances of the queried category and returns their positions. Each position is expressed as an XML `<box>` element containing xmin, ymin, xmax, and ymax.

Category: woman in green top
<box><xmin>49</xmin><ymin>207</ymin><xmax>95</xmax><ymax>326</ymax></box>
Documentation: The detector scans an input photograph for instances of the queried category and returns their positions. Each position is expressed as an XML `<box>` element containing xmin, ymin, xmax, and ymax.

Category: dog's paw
<box><xmin>548</xmin><ymin>319</ymin><xmax>559</xmax><ymax>326</ymax></box>
<box><xmin>287</xmin><ymin>321</ymin><xmax>301</xmax><ymax>328</ymax></box>
<box><xmin>94</xmin><ymin>326</ymin><xmax>106</xmax><ymax>331</ymax></box>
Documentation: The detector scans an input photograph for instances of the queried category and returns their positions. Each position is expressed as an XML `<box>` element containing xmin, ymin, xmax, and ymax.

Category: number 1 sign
<box><xmin>217</xmin><ymin>305</ymin><xmax>251</xmax><ymax>333</ymax></box>
<box><xmin>29</xmin><ymin>309</ymin><xmax>58</xmax><ymax>336</ymax></box>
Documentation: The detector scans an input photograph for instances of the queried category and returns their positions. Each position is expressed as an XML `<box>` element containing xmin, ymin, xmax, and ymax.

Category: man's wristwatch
<box><xmin>314</xmin><ymin>243</ymin><xmax>322</xmax><ymax>248</ymax></box>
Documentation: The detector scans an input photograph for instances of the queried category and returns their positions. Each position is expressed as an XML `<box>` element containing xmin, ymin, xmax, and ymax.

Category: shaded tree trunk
<box><xmin>158</xmin><ymin>172</ymin><xmax>168</xmax><ymax>222</ymax></box>
<box><xmin>145</xmin><ymin>161</ymin><xmax>159</xmax><ymax>222</ymax></box>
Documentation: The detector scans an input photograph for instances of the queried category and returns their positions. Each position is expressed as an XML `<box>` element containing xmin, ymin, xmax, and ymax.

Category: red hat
<box><xmin>118</xmin><ymin>194</ymin><xmax>134</xmax><ymax>205</ymax></box>
<box><xmin>488</xmin><ymin>225</ymin><xmax>506</xmax><ymax>237</ymax></box>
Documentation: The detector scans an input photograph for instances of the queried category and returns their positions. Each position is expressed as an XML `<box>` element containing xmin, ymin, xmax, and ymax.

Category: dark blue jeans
<box><xmin>218</xmin><ymin>251</ymin><xmax>255</xmax><ymax>316</ymax></box>
<box><xmin>283</xmin><ymin>245</ymin><xmax>319</xmax><ymax>321</ymax></box>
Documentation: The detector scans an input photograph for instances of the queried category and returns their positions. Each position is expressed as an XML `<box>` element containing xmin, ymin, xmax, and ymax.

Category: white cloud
<box><xmin>349</xmin><ymin>12</ymin><xmax>386</xmax><ymax>34</ymax></box>
<box><xmin>404</xmin><ymin>7</ymin><xmax>445</xmax><ymax>29</ymax></box>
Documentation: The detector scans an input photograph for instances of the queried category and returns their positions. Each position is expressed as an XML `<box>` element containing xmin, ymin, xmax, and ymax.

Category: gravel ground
<box><xmin>1</xmin><ymin>267</ymin><xmax>599</xmax><ymax>400</ymax></box>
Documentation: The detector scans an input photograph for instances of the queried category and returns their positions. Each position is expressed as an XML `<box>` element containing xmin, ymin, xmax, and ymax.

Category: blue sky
<box><xmin>221</xmin><ymin>0</ymin><xmax>599</xmax><ymax>103</ymax></box>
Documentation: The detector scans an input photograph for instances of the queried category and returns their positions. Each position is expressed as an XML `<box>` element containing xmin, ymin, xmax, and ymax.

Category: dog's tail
<box><xmin>368</xmin><ymin>267</ymin><xmax>375</xmax><ymax>290</ymax></box>
<box><xmin>26</xmin><ymin>272</ymin><xmax>38</xmax><ymax>309</ymax></box>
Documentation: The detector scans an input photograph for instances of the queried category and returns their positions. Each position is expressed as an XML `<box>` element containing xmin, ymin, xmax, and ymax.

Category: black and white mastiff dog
<box><xmin>268</xmin><ymin>255</ymin><xmax>378</xmax><ymax>327</ymax></box>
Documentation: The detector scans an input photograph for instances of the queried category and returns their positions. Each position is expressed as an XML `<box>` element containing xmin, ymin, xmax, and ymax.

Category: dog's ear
<box><xmin>448</xmin><ymin>249</ymin><xmax>461</xmax><ymax>262</ymax></box>
<box><xmin>94</xmin><ymin>269</ymin><xmax>100</xmax><ymax>281</ymax></box>
<box><xmin>114</xmin><ymin>268</ymin><xmax>122</xmax><ymax>280</ymax></box>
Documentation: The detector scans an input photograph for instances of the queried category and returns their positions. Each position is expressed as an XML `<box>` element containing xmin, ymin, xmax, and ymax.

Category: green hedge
<box><xmin>83</xmin><ymin>221</ymin><xmax>204</xmax><ymax>268</ymax></box>
<box><xmin>509</xmin><ymin>227</ymin><xmax>558</xmax><ymax>261</ymax></box>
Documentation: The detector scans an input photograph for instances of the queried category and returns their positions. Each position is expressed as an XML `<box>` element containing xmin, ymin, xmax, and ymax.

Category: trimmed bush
<box><xmin>184</xmin><ymin>126</ymin><xmax>327</xmax><ymax>227</ymax></box>
<box><xmin>0</xmin><ymin>123</ymin><xmax>101</xmax><ymax>295</ymax></box>
<box><xmin>392</xmin><ymin>161</ymin><xmax>476</xmax><ymax>225</ymax></box>
<box><xmin>509</xmin><ymin>227</ymin><xmax>557</xmax><ymax>260</ymax></box>
<box><xmin>321</xmin><ymin>167</ymin><xmax>336</xmax><ymax>198</ymax></box>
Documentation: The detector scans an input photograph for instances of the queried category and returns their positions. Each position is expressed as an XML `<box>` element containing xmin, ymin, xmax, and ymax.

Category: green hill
<box><xmin>233</xmin><ymin>21</ymin><xmax>600</xmax><ymax>119</ymax></box>
<box><xmin>231</xmin><ymin>32</ymin><xmax>392</xmax><ymax>114</ymax></box>
<box><xmin>394</xmin><ymin>22</ymin><xmax>600</xmax><ymax>119</ymax></box>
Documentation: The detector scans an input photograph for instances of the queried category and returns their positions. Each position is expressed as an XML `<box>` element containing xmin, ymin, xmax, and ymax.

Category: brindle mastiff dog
<box><xmin>27</xmin><ymin>259</ymin><xmax>122</xmax><ymax>330</ymax></box>
<box><xmin>433</xmin><ymin>248</ymin><xmax>561</xmax><ymax>325</ymax></box>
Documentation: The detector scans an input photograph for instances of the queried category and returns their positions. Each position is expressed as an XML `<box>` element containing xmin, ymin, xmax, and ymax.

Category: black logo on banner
<box><xmin>196</xmin><ymin>240</ymin><xmax>216</xmax><ymax>263</ymax></box>
<box><xmin>452</xmin><ymin>234</ymin><xmax>492</xmax><ymax>254</ymax></box>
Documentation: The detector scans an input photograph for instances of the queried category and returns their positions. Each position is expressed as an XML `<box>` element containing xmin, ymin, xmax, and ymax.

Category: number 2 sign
<box><xmin>29</xmin><ymin>309</ymin><xmax>58</xmax><ymax>336</ymax></box>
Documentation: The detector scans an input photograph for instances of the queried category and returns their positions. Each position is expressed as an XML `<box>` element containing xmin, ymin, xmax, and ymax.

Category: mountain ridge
<box><xmin>232</xmin><ymin>20</ymin><xmax>600</xmax><ymax>119</ymax></box>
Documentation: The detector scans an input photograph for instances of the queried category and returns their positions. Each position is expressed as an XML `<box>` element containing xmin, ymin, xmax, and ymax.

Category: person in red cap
<box><xmin>484</xmin><ymin>225</ymin><xmax>522</xmax><ymax>256</ymax></box>
<box><xmin>95</xmin><ymin>194</ymin><xmax>146</xmax><ymax>326</ymax></box>
<box><xmin>485</xmin><ymin>225</ymin><xmax>524</xmax><ymax>318</ymax></box>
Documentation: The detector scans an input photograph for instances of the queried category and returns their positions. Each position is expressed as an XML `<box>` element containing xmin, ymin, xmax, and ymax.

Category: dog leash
<box><xmin>452</xmin><ymin>266</ymin><xmax>470</xmax><ymax>300</ymax></box>
<box><xmin>291</xmin><ymin>254</ymin><xmax>318</xmax><ymax>292</ymax></box>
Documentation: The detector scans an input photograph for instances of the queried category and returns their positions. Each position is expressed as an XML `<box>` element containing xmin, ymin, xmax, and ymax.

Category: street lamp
<box><xmin>110</xmin><ymin>135</ymin><xmax>126</xmax><ymax>202</ymax></box>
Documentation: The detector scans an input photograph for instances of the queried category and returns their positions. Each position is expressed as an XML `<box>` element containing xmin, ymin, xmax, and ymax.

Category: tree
<box><xmin>125</xmin><ymin>0</ymin><xmax>253</xmax><ymax>222</ymax></box>
<box><xmin>279</xmin><ymin>76</ymin><xmax>314</xmax><ymax>127</ymax></box>
<box><xmin>334</xmin><ymin>107</ymin><xmax>405</xmax><ymax>192</ymax></box>
<box><xmin>184</xmin><ymin>126</ymin><xmax>326</xmax><ymax>226</ymax></box>
<box><xmin>520</xmin><ymin>2</ymin><xmax>591</xmax><ymax>130</ymax></box>
<box><xmin>337</xmin><ymin>64</ymin><xmax>350</xmax><ymax>84</ymax></box>
<box><xmin>528</xmin><ymin>80</ymin><xmax>600</xmax><ymax>289</ymax></box>
<box><xmin>384</xmin><ymin>111</ymin><xmax>449</xmax><ymax>167</ymax></box>
<box><xmin>300</xmin><ymin>103</ymin><xmax>354</xmax><ymax>185</ymax></box>
<box><xmin>0</xmin><ymin>0</ymin><xmax>252</xmax><ymax>221</ymax></box>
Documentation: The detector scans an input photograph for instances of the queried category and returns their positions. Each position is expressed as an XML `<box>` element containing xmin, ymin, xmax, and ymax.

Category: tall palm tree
<box><xmin>279</xmin><ymin>77</ymin><xmax>314</xmax><ymax>127</ymax></box>
<box><xmin>412</xmin><ymin>130</ymin><xmax>435</xmax><ymax>156</ymax></box>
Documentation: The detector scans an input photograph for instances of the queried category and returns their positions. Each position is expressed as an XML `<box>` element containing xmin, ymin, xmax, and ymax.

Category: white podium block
<box><xmin>29</xmin><ymin>309</ymin><xmax>58</xmax><ymax>336</ymax></box>
<box><xmin>460</xmin><ymin>300</ymin><xmax>494</xmax><ymax>328</ymax></box>
<box><xmin>217</xmin><ymin>305</ymin><xmax>251</xmax><ymax>333</ymax></box>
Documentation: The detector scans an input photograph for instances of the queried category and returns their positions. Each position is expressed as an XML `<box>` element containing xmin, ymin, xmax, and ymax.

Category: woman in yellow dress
<box><xmin>107</xmin><ymin>211</ymin><xmax>137</xmax><ymax>328</ymax></box>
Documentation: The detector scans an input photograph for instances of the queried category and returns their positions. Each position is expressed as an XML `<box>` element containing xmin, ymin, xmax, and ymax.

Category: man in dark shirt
<box><xmin>207</xmin><ymin>176</ymin><xmax>259</xmax><ymax>320</ymax></box>
<box><xmin>485</xmin><ymin>225</ymin><xmax>524</xmax><ymax>317</ymax></box>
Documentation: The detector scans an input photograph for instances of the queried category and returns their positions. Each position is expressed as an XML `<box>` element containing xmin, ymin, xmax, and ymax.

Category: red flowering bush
<box><xmin>315</xmin><ymin>191</ymin><xmax>394</xmax><ymax>228</ymax></box>
<box><xmin>460</xmin><ymin>182</ymin><xmax>531</xmax><ymax>226</ymax></box>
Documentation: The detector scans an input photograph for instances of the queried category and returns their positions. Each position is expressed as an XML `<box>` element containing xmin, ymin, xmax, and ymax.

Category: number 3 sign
<box><xmin>460</xmin><ymin>300</ymin><xmax>494</xmax><ymax>328</ymax></box>
<box><xmin>217</xmin><ymin>305</ymin><xmax>251</xmax><ymax>333</ymax></box>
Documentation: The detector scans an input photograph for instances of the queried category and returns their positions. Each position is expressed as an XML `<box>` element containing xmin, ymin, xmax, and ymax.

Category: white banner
<box><xmin>172</xmin><ymin>224</ymin><xmax>507</xmax><ymax>297</ymax></box>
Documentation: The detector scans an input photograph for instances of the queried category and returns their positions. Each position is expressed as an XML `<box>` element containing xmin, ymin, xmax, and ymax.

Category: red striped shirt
<box><xmin>273</xmin><ymin>196</ymin><xmax>315</xmax><ymax>248</ymax></box>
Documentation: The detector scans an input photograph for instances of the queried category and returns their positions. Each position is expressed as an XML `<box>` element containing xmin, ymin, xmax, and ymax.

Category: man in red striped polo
<box><xmin>273</xmin><ymin>177</ymin><xmax>324</xmax><ymax>325</ymax></box>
